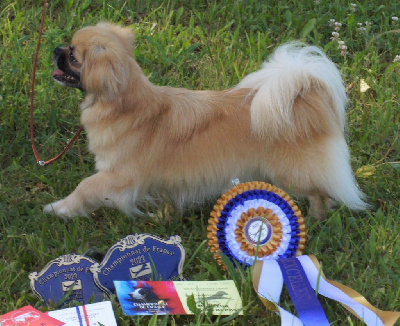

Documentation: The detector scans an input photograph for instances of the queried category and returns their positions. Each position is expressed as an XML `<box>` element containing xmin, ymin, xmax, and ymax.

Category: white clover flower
<box><xmin>336</xmin><ymin>38</ymin><xmax>348</xmax><ymax>56</ymax></box>
<box><xmin>334</xmin><ymin>22</ymin><xmax>342</xmax><ymax>31</ymax></box>
<box><xmin>393</xmin><ymin>55</ymin><xmax>400</xmax><ymax>62</ymax></box>
<box><xmin>357</xmin><ymin>27</ymin><xmax>367</xmax><ymax>33</ymax></box>
<box><xmin>331</xmin><ymin>31</ymin><xmax>340</xmax><ymax>41</ymax></box>
<box><xmin>365</xmin><ymin>21</ymin><xmax>372</xmax><ymax>26</ymax></box>
<box><xmin>350</xmin><ymin>3</ymin><xmax>357</xmax><ymax>12</ymax></box>
<box><xmin>391</xmin><ymin>16</ymin><xmax>399</xmax><ymax>22</ymax></box>
<box><xmin>337</xmin><ymin>40</ymin><xmax>347</xmax><ymax>55</ymax></box>
<box><xmin>357</xmin><ymin>23</ymin><xmax>363</xmax><ymax>27</ymax></box>
<box><xmin>329</xmin><ymin>19</ymin><xmax>336</xmax><ymax>26</ymax></box>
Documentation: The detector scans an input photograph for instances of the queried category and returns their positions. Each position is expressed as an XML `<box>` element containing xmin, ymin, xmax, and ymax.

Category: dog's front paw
<box><xmin>44</xmin><ymin>199</ymin><xmax>88</xmax><ymax>218</ymax></box>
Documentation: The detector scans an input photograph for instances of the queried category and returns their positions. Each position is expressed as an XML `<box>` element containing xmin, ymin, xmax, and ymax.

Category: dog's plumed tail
<box><xmin>237</xmin><ymin>42</ymin><xmax>347</xmax><ymax>142</ymax></box>
<box><xmin>237</xmin><ymin>42</ymin><xmax>368</xmax><ymax>211</ymax></box>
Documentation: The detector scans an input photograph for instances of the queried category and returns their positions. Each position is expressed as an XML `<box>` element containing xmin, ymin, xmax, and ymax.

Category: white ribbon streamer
<box><xmin>255</xmin><ymin>256</ymin><xmax>388</xmax><ymax>326</ymax></box>
<box><xmin>298</xmin><ymin>256</ymin><xmax>384</xmax><ymax>326</ymax></box>
<box><xmin>257</xmin><ymin>259</ymin><xmax>303</xmax><ymax>325</ymax></box>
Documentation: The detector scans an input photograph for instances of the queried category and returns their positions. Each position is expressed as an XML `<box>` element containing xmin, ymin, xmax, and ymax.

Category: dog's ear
<box><xmin>96</xmin><ymin>22</ymin><xmax>135</xmax><ymax>53</ymax></box>
<box><xmin>81</xmin><ymin>42</ymin><xmax>129</xmax><ymax>101</ymax></box>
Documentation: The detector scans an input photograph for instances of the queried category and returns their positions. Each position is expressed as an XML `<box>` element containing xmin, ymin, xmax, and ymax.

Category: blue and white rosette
<box><xmin>208</xmin><ymin>182</ymin><xmax>400</xmax><ymax>326</ymax></box>
<box><xmin>207</xmin><ymin>182</ymin><xmax>306</xmax><ymax>267</ymax></box>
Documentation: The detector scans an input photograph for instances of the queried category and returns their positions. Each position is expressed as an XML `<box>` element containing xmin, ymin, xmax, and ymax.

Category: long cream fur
<box><xmin>44</xmin><ymin>22</ymin><xmax>367</xmax><ymax>219</ymax></box>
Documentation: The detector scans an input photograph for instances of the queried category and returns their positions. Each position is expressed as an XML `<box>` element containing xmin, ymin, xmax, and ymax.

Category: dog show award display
<box><xmin>207</xmin><ymin>181</ymin><xmax>306</xmax><ymax>267</ymax></box>
<box><xmin>208</xmin><ymin>181</ymin><xmax>400</xmax><ymax>326</ymax></box>
<box><xmin>91</xmin><ymin>234</ymin><xmax>185</xmax><ymax>295</ymax></box>
<box><xmin>29</xmin><ymin>254</ymin><xmax>104</xmax><ymax>307</ymax></box>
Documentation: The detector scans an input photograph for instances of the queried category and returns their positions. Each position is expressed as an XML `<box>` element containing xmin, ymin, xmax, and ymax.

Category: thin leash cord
<box><xmin>30</xmin><ymin>0</ymin><xmax>84</xmax><ymax>167</ymax></box>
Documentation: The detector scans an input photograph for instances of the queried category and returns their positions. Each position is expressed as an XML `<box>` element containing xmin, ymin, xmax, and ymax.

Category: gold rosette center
<box><xmin>235</xmin><ymin>207</ymin><xmax>283</xmax><ymax>258</ymax></box>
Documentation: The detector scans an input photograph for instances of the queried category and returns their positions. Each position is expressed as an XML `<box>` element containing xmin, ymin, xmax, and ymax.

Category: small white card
<box><xmin>46</xmin><ymin>301</ymin><xmax>117</xmax><ymax>326</ymax></box>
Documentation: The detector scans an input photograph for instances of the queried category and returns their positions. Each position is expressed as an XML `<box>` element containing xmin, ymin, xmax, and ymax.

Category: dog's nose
<box><xmin>54</xmin><ymin>47</ymin><xmax>64</xmax><ymax>56</ymax></box>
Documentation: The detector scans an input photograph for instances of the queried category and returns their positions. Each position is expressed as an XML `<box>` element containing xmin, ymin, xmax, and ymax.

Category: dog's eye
<box><xmin>69</xmin><ymin>50</ymin><xmax>77</xmax><ymax>63</ymax></box>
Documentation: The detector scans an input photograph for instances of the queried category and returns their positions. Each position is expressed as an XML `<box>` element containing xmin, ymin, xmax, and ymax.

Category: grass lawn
<box><xmin>0</xmin><ymin>0</ymin><xmax>399</xmax><ymax>324</ymax></box>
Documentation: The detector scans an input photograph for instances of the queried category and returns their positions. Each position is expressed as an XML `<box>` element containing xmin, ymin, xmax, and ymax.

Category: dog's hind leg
<box><xmin>307</xmin><ymin>195</ymin><xmax>336</xmax><ymax>220</ymax></box>
<box><xmin>264</xmin><ymin>136</ymin><xmax>367</xmax><ymax>220</ymax></box>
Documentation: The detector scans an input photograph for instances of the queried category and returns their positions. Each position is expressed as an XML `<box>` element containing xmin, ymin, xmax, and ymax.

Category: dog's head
<box><xmin>52</xmin><ymin>22</ymin><xmax>135</xmax><ymax>98</ymax></box>
<box><xmin>128</xmin><ymin>287</ymin><xmax>160</xmax><ymax>302</ymax></box>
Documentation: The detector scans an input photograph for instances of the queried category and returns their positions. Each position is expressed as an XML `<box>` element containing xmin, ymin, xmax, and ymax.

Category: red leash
<box><xmin>30</xmin><ymin>0</ymin><xmax>84</xmax><ymax>166</ymax></box>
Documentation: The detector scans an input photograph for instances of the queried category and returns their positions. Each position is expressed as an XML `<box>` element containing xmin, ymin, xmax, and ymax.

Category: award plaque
<box><xmin>29</xmin><ymin>254</ymin><xmax>104</xmax><ymax>306</ymax></box>
<box><xmin>207</xmin><ymin>181</ymin><xmax>306</xmax><ymax>267</ymax></box>
<box><xmin>91</xmin><ymin>234</ymin><xmax>185</xmax><ymax>295</ymax></box>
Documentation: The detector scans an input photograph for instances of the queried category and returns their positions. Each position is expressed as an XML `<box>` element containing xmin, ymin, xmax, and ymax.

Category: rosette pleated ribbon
<box><xmin>207</xmin><ymin>182</ymin><xmax>306</xmax><ymax>267</ymax></box>
<box><xmin>207</xmin><ymin>182</ymin><xmax>399</xmax><ymax>326</ymax></box>
<box><xmin>252</xmin><ymin>255</ymin><xmax>400</xmax><ymax>326</ymax></box>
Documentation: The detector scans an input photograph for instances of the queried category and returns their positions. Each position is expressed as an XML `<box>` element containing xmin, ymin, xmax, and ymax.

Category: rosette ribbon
<box><xmin>207</xmin><ymin>182</ymin><xmax>306</xmax><ymax>267</ymax></box>
<box><xmin>208</xmin><ymin>182</ymin><xmax>399</xmax><ymax>326</ymax></box>
<box><xmin>252</xmin><ymin>255</ymin><xmax>400</xmax><ymax>326</ymax></box>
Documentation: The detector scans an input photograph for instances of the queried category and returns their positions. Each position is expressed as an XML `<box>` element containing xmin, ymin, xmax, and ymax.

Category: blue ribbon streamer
<box><xmin>76</xmin><ymin>306</ymin><xmax>84</xmax><ymax>326</ymax></box>
<box><xmin>277</xmin><ymin>258</ymin><xmax>330</xmax><ymax>326</ymax></box>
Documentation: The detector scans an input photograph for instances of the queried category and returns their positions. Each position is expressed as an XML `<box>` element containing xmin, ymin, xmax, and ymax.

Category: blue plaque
<box><xmin>91</xmin><ymin>234</ymin><xmax>185</xmax><ymax>295</ymax></box>
<box><xmin>29</xmin><ymin>254</ymin><xmax>104</xmax><ymax>306</ymax></box>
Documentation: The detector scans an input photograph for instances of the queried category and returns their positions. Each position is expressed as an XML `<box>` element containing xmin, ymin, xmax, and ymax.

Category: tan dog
<box><xmin>44</xmin><ymin>22</ymin><xmax>367</xmax><ymax>219</ymax></box>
